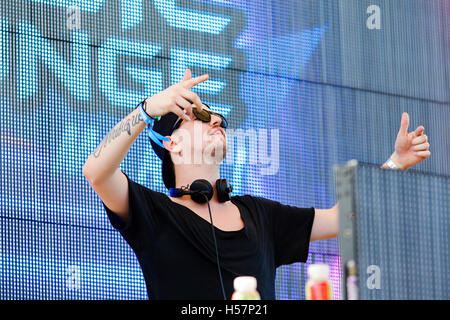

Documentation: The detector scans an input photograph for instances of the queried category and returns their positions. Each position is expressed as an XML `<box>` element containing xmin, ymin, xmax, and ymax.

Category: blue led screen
<box><xmin>1</xmin><ymin>0</ymin><xmax>449</xmax><ymax>299</ymax></box>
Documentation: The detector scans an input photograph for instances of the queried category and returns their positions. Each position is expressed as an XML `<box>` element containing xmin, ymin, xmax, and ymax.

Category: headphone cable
<box><xmin>203</xmin><ymin>194</ymin><xmax>227</xmax><ymax>300</ymax></box>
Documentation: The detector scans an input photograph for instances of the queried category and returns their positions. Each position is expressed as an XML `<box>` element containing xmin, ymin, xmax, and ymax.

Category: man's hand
<box><xmin>389</xmin><ymin>112</ymin><xmax>431</xmax><ymax>170</ymax></box>
<box><xmin>143</xmin><ymin>68</ymin><xmax>208</xmax><ymax>120</ymax></box>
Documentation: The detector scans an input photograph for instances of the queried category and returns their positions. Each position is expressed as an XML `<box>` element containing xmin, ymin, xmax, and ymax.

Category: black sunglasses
<box><xmin>173</xmin><ymin>107</ymin><xmax>228</xmax><ymax>130</ymax></box>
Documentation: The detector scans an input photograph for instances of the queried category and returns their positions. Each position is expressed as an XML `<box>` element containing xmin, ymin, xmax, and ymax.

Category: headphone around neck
<box><xmin>169</xmin><ymin>179</ymin><xmax>233</xmax><ymax>204</ymax></box>
<box><xmin>168</xmin><ymin>178</ymin><xmax>232</xmax><ymax>300</ymax></box>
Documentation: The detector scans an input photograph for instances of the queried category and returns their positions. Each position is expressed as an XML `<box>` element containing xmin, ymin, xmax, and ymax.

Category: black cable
<box><xmin>203</xmin><ymin>194</ymin><xmax>227</xmax><ymax>300</ymax></box>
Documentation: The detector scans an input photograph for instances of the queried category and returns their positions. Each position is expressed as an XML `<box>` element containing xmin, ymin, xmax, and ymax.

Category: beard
<box><xmin>203</xmin><ymin>134</ymin><xmax>227</xmax><ymax>165</ymax></box>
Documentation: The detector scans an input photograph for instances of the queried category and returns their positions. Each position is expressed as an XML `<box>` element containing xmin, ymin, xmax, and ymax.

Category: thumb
<box><xmin>398</xmin><ymin>112</ymin><xmax>409</xmax><ymax>136</ymax></box>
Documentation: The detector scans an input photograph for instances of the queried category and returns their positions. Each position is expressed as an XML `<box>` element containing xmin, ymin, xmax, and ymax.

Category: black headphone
<box><xmin>169</xmin><ymin>179</ymin><xmax>233</xmax><ymax>204</ymax></box>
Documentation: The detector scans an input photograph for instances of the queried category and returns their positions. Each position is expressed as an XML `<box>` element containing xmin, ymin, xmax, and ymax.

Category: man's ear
<box><xmin>162</xmin><ymin>136</ymin><xmax>173</xmax><ymax>150</ymax></box>
<box><xmin>163</xmin><ymin>136</ymin><xmax>182</xmax><ymax>153</ymax></box>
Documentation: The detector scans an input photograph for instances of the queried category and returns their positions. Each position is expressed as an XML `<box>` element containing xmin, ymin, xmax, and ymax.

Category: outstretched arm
<box><xmin>310</xmin><ymin>203</ymin><xmax>339</xmax><ymax>241</ymax></box>
<box><xmin>310</xmin><ymin>112</ymin><xmax>431</xmax><ymax>241</ymax></box>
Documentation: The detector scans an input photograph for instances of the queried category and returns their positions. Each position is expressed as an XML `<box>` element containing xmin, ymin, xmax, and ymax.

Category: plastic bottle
<box><xmin>231</xmin><ymin>276</ymin><xmax>261</xmax><ymax>300</ymax></box>
<box><xmin>305</xmin><ymin>264</ymin><xmax>333</xmax><ymax>300</ymax></box>
<box><xmin>346</xmin><ymin>260</ymin><xmax>359</xmax><ymax>300</ymax></box>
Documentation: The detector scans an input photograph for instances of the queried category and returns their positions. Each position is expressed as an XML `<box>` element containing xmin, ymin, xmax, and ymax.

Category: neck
<box><xmin>173</xmin><ymin>163</ymin><xmax>222</xmax><ymax>203</ymax></box>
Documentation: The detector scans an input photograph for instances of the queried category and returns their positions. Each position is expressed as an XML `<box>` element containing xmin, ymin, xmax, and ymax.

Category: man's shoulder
<box><xmin>231</xmin><ymin>194</ymin><xmax>256</xmax><ymax>202</ymax></box>
<box><xmin>124</xmin><ymin>173</ymin><xmax>169</xmax><ymax>200</ymax></box>
<box><xmin>231</xmin><ymin>194</ymin><xmax>273</xmax><ymax>203</ymax></box>
<box><xmin>231</xmin><ymin>194</ymin><xmax>274</xmax><ymax>209</ymax></box>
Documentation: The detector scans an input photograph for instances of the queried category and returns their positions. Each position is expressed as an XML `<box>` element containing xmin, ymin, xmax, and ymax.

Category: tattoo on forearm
<box><xmin>92</xmin><ymin>113</ymin><xmax>144</xmax><ymax>158</ymax></box>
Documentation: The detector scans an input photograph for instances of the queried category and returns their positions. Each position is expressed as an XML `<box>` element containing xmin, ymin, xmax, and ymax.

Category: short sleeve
<box><xmin>102</xmin><ymin>172</ymin><xmax>165</xmax><ymax>251</ymax></box>
<box><xmin>255</xmin><ymin>197</ymin><xmax>315</xmax><ymax>267</ymax></box>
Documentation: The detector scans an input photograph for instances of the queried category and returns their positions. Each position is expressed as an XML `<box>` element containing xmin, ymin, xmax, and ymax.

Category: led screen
<box><xmin>1</xmin><ymin>0</ymin><xmax>449</xmax><ymax>299</ymax></box>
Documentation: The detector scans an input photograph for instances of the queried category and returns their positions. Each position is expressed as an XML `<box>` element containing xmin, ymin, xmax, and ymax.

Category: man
<box><xmin>82</xmin><ymin>69</ymin><xmax>431</xmax><ymax>299</ymax></box>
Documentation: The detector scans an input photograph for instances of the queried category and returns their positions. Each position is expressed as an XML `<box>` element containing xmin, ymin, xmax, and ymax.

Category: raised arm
<box><xmin>82</xmin><ymin>69</ymin><xmax>208</xmax><ymax>222</ymax></box>
<box><xmin>82</xmin><ymin>107</ymin><xmax>147</xmax><ymax>223</ymax></box>
<box><xmin>310</xmin><ymin>112</ymin><xmax>431</xmax><ymax>241</ymax></box>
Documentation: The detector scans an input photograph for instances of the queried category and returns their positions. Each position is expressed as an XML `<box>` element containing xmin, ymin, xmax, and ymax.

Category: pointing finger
<box><xmin>184</xmin><ymin>74</ymin><xmax>209</xmax><ymax>89</ymax></box>
<box><xmin>183</xmin><ymin>69</ymin><xmax>192</xmax><ymax>81</ymax></box>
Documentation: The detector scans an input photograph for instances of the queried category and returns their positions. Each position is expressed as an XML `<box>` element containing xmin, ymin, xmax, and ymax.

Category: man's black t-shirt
<box><xmin>102</xmin><ymin>173</ymin><xmax>315</xmax><ymax>300</ymax></box>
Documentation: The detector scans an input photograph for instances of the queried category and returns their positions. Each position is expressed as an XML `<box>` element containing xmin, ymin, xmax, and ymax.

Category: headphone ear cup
<box><xmin>216</xmin><ymin>179</ymin><xmax>232</xmax><ymax>203</ymax></box>
<box><xmin>190</xmin><ymin>179</ymin><xmax>214</xmax><ymax>203</ymax></box>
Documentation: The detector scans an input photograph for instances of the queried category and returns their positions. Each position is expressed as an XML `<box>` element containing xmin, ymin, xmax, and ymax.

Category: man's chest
<box><xmin>184</xmin><ymin>203</ymin><xmax>245</xmax><ymax>232</ymax></box>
